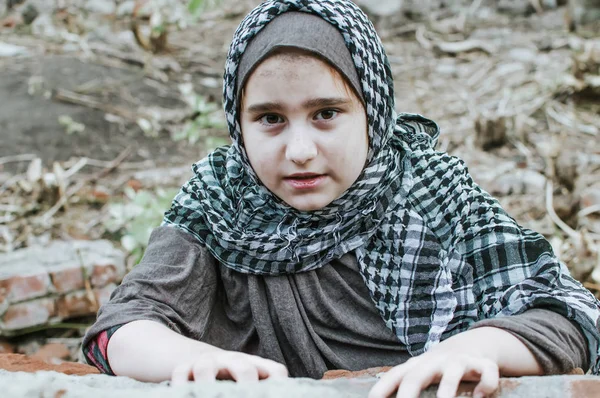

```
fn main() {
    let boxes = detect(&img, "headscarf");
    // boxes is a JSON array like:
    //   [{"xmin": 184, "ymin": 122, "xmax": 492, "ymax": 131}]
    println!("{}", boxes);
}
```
[{"xmin": 164, "ymin": 0, "xmax": 600, "ymax": 371}]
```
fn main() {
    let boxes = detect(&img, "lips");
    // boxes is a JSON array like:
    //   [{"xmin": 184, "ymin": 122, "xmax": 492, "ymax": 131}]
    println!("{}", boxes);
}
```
[{"xmin": 284, "ymin": 173, "xmax": 326, "ymax": 190}]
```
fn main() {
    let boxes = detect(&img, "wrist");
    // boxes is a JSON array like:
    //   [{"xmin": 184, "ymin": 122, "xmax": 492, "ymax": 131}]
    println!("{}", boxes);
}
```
[
  {"xmin": 430, "ymin": 327, "xmax": 501, "ymax": 364},
  {"xmin": 432, "ymin": 326, "xmax": 542, "ymax": 376}
]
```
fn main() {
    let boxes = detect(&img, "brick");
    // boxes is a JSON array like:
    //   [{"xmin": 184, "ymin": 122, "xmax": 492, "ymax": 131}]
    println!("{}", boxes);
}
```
[
  {"xmin": 0, "ymin": 353, "xmax": 100, "ymax": 376},
  {"xmin": 1, "ymin": 240, "xmax": 125, "ymax": 294},
  {"xmin": 0, "ymin": 339, "xmax": 15, "ymax": 354},
  {"xmin": 90, "ymin": 264, "xmax": 119, "ymax": 288},
  {"xmin": 50, "ymin": 267, "xmax": 84, "ymax": 294},
  {"xmin": 94, "ymin": 284, "xmax": 116, "ymax": 307},
  {"xmin": 0, "ymin": 299, "xmax": 56, "ymax": 332},
  {"xmin": 0, "ymin": 286, "xmax": 8, "ymax": 316},
  {"xmin": 323, "ymin": 366, "xmax": 393, "ymax": 380},
  {"xmin": 0, "ymin": 272, "xmax": 52, "ymax": 303},
  {"xmin": 56, "ymin": 291, "xmax": 97, "ymax": 319},
  {"xmin": 32, "ymin": 343, "xmax": 71, "ymax": 362}
]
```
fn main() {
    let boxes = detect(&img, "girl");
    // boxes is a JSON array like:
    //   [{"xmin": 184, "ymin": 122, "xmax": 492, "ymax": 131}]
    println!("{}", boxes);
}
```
[{"xmin": 83, "ymin": 1, "xmax": 600, "ymax": 397}]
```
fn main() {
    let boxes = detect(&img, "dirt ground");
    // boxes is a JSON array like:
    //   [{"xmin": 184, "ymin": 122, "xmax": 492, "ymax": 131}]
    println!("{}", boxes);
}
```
[
  {"xmin": 0, "ymin": 0, "xmax": 599, "ymax": 359},
  {"xmin": 0, "ymin": 54, "xmax": 200, "ymax": 172}
]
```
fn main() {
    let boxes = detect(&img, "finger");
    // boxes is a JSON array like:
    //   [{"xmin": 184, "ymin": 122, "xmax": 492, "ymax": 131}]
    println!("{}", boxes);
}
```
[
  {"xmin": 395, "ymin": 364, "xmax": 440, "ymax": 398},
  {"xmin": 368, "ymin": 363, "xmax": 412, "ymax": 398},
  {"xmin": 171, "ymin": 363, "xmax": 193, "ymax": 386},
  {"xmin": 220, "ymin": 360, "xmax": 260, "ymax": 382},
  {"xmin": 436, "ymin": 362, "xmax": 467, "ymax": 398},
  {"xmin": 473, "ymin": 361, "xmax": 499, "ymax": 398},
  {"xmin": 250, "ymin": 357, "xmax": 289, "ymax": 380},
  {"xmin": 192, "ymin": 360, "xmax": 219, "ymax": 382}
]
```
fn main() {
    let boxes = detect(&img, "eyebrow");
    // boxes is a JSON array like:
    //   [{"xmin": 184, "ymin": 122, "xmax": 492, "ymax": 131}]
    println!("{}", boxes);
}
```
[{"xmin": 245, "ymin": 97, "xmax": 352, "ymax": 114}]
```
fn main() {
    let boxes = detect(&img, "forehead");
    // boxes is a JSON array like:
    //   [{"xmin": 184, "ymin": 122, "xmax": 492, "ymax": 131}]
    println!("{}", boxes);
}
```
[
  {"xmin": 241, "ymin": 49, "xmax": 356, "ymax": 99},
  {"xmin": 253, "ymin": 52, "xmax": 326, "ymax": 78}
]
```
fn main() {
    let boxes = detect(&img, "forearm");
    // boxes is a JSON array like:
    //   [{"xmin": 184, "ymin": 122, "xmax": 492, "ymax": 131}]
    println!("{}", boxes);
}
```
[
  {"xmin": 432, "ymin": 327, "xmax": 543, "ymax": 376},
  {"xmin": 107, "ymin": 320, "xmax": 222, "ymax": 382}
]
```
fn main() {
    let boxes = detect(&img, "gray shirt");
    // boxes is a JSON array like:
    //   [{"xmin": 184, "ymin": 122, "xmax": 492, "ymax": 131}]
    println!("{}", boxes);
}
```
[{"xmin": 83, "ymin": 226, "xmax": 589, "ymax": 378}]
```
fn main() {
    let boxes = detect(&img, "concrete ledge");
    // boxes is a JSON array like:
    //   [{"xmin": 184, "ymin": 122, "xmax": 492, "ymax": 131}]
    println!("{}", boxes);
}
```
[{"xmin": 1, "ymin": 370, "xmax": 600, "ymax": 398}]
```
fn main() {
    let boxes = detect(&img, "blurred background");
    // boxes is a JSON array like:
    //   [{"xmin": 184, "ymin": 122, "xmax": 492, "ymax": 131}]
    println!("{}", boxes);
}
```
[{"xmin": 0, "ymin": 0, "xmax": 598, "ymax": 363}]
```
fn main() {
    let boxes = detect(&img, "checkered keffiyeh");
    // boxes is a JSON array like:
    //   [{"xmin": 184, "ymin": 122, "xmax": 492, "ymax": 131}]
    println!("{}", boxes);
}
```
[{"xmin": 163, "ymin": 0, "xmax": 600, "ymax": 372}]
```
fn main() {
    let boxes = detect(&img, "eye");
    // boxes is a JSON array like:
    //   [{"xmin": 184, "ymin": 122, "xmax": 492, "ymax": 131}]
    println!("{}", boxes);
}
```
[
  {"xmin": 315, "ymin": 109, "xmax": 339, "ymax": 121},
  {"xmin": 259, "ymin": 114, "xmax": 284, "ymax": 125}
]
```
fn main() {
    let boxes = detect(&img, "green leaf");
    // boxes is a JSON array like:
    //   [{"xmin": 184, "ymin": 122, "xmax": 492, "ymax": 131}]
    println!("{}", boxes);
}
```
[{"xmin": 188, "ymin": 0, "xmax": 205, "ymax": 14}]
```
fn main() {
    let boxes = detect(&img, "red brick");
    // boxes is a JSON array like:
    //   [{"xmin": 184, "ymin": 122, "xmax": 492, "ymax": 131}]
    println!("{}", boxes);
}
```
[
  {"xmin": 32, "ymin": 343, "xmax": 70, "ymax": 363},
  {"xmin": 0, "ymin": 299, "xmax": 56, "ymax": 331},
  {"xmin": 90, "ymin": 264, "xmax": 120, "ymax": 288},
  {"xmin": 94, "ymin": 284, "xmax": 116, "ymax": 307},
  {"xmin": 0, "ymin": 272, "xmax": 51, "ymax": 303},
  {"xmin": 49, "ymin": 267, "xmax": 84, "ymax": 294},
  {"xmin": 323, "ymin": 366, "xmax": 393, "ymax": 380},
  {"xmin": 55, "ymin": 291, "xmax": 97, "ymax": 319},
  {"xmin": 0, "ymin": 339, "xmax": 15, "ymax": 354},
  {"xmin": 0, "ymin": 286, "xmax": 8, "ymax": 315}
]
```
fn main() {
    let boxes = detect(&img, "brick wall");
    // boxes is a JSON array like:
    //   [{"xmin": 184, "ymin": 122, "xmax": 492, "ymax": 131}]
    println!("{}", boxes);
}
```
[{"xmin": 0, "ymin": 240, "xmax": 125, "ymax": 335}]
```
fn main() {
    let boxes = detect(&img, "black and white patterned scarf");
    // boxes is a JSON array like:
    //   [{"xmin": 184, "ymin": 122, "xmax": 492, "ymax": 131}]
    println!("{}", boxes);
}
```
[{"xmin": 164, "ymin": 0, "xmax": 600, "ymax": 371}]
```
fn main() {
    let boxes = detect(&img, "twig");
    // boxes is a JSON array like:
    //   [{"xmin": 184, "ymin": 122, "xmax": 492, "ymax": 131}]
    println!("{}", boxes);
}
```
[
  {"xmin": 497, "ymin": 87, "xmax": 512, "ymax": 115},
  {"xmin": 0, "ymin": 174, "xmax": 24, "ymax": 194},
  {"xmin": 545, "ymin": 103, "xmax": 598, "ymax": 136},
  {"xmin": 529, "ymin": 0, "xmax": 544, "ymax": 14},
  {"xmin": 77, "ymin": 248, "xmax": 99, "ymax": 311},
  {"xmin": 0, "ymin": 154, "xmax": 38, "ymax": 166},
  {"xmin": 467, "ymin": 60, "xmax": 495, "ymax": 87},
  {"xmin": 37, "ymin": 180, "xmax": 87, "ymax": 225},
  {"xmin": 90, "ymin": 146, "xmax": 133, "ymax": 182},
  {"xmin": 0, "ymin": 204, "xmax": 22, "ymax": 213},
  {"xmin": 584, "ymin": 282, "xmax": 600, "ymax": 292},
  {"xmin": 468, "ymin": 0, "xmax": 484, "ymax": 15},
  {"xmin": 415, "ymin": 25, "xmax": 433, "ymax": 51},
  {"xmin": 579, "ymin": 205, "xmax": 600, "ymax": 218},
  {"xmin": 386, "ymin": 23, "xmax": 419, "ymax": 38},
  {"xmin": 53, "ymin": 89, "xmax": 144, "ymax": 122},
  {"xmin": 506, "ymin": 93, "xmax": 551, "ymax": 118},
  {"xmin": 37, "ymin": 146, "xmax": 133, "ymax": 224},
  {"xmin": 73, "ymin": 74, "xmax": 143, "ymax": 95},
  {"xmin": 63, "ymin": 157, "xmax": 88, "ymax": 180},
  {"xmin": 0, "ymin": 215, "xmax": 15, "ymax": 223},
  {"xmin": 65, "ymin": 158, "xmax": 155, "ymax": 170},
  {"xmin": 433, "ymin": 39, "xmax": 496, "ymax": 55},
  {"xmin": 545, "ymin": 180, "xmax": 580, "ymax": 242}
]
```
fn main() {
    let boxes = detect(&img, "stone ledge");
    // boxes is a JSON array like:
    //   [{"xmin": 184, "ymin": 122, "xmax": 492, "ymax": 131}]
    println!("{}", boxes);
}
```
[{"xmin": 0, "ymin": 368, "xmax": 599, "ymax": 398}]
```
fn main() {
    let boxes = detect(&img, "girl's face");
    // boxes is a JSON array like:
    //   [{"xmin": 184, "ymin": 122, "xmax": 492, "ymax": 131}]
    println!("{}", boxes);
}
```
[{"xmin": 240, "ymin": 51, "xmax": 368, "ymax": 211}]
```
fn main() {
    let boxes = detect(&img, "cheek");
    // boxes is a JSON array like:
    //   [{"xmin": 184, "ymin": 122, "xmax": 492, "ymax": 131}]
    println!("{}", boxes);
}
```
[
  {"xmin": 345, "ymin": 115, "xmax": 369, "ymax": 159},
  {"xmin": 242, "ymin": 133, "xmax": 278, "ymax": 180}
]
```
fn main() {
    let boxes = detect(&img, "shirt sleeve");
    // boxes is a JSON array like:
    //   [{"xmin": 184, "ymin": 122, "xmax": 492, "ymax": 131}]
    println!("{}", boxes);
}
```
[
  {"xmin": 470, "ymin": 308, "xmax": 589, "ymax": 375},
  {"xmin": 401, "ymin": 114, "xmax": 600, "ymax": 373},
  {"xmin": 81, "ymin": 225, "xmax": 221, "ymax": 367}
]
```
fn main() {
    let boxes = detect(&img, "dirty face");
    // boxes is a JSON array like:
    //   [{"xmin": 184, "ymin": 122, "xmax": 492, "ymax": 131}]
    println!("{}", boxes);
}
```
[{"xmin": 240, "ymin": 50, "xmax": 368, "ymax": 211}]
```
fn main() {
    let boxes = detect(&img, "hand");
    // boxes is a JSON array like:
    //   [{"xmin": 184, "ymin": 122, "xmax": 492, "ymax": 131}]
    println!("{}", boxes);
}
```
[
  {"xmin": 368, "ymin": 351, "xmax": 499, "ymax": 398},
  {"xmin": 171, "ymin": 350, "xmax": 288, "ymax": 385}
]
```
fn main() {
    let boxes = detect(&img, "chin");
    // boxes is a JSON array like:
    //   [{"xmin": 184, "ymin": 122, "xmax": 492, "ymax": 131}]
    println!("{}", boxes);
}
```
[{"xmin": 285, "ymin": 196, "xmax": 332, "ymax": 212}]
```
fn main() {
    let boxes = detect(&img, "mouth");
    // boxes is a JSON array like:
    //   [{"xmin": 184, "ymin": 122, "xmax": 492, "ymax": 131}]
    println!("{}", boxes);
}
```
[{"xmin": 284, "ymin": 173, "xmax": 327, "ymax": 190}]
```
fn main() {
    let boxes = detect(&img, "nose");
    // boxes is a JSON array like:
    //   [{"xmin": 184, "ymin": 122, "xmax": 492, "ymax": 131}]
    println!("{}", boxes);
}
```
[{"xmin": 285, "ymin": 127, "xmax": 317, "ymax": 165}]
